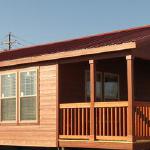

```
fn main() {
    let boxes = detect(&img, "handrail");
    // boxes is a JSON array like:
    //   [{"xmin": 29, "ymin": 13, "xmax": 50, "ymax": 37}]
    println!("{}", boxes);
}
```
[
  {"xmin": 60, "ymin": 102, "xmax": 90, "ymax": 109},
  {"xmin": 95, "ymin": 101, "xmax": 128, "ymax": 108},
  {"xmin": 135, "ymin": 101, "xmax": 150, "ymax": 107},
  {"xmin": 60, "ymin": 101, "xmax": 128, "ymax": 109}
]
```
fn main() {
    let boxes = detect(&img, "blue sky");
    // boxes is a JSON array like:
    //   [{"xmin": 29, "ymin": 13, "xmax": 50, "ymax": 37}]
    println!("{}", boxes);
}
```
[{"xmin": 0, "ymin": 0, "xmax": 150, "ymax": 49}]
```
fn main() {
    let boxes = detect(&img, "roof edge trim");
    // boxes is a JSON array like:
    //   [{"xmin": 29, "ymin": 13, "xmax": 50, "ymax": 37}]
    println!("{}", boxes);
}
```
[{"xmin": 0, "ymin": 42, "xmax": 136, "ymax": 68}]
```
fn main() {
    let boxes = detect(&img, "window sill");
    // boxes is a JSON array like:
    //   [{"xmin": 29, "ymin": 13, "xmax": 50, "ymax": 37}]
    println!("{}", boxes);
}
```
[
  {"xmin": 0, "ymin": 120, "xmax": 39, "ymax": 126},
  {"xmin": 19, "ymin": 120, "xmax": 39, "ymax": 125},
  {"xmin": 1, "ymin": 121, "xmax": 17, "ymax": 126}
]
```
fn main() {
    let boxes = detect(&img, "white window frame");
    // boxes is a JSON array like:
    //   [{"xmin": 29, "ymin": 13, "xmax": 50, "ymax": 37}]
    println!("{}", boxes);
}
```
[
  {"xmin": 0, "ymin": 72, "xmax": 17, "ymax": 123},
  {"xmin": 104, "ymin": 72, "xmax": 120, "ymax": 101},
  {"xmin": 19, "ymin": 68, "xmax": 38, "ymax": 123}
]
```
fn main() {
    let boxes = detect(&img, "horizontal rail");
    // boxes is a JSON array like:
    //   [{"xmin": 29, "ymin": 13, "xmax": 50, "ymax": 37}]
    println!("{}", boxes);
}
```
[
  {"xmin": 135, "ymin": 101, "xmax": 150, "ymax": 107},
  {"xmin": 59, "ymin": 135, "xmax": 90, "ymax": 140},
  {"xmin": 135, "ymin": 136, "xmax": 150, "ymax": 140},
  {"xmin": 60, "ymin": 102, "xmax": 90, "ymax": 109},
  {"xmin": 60, "ymin": 101, "xmax": 128, "ymax": 109},
  {"xmin": 95, "ymin": 101, "xmax": 128, "ymax": 108},
  {"xmin": 96, "ymin": 136, "xmax": 128, "ymax": 141}
]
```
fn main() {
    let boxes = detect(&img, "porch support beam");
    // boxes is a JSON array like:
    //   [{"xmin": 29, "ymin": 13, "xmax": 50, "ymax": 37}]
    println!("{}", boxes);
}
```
[
  {"xmin": 89, "ymin": 59, "xmax": 96, "ymax": 141},
  {"xmin": 126, "ymin": 55, "xmax": 135, "ymax": 142}
]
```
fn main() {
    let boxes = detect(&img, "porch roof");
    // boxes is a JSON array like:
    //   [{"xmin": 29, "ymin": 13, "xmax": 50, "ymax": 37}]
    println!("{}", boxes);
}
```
[{"xmin": 0, "ymin": 25, "xmax": 150, "ymax": 63}]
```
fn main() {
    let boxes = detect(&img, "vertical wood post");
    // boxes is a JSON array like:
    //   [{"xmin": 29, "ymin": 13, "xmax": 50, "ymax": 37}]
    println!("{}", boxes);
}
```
[
  {"xmin": 56, "ymin": 64, "xmax": 59, "ymax": 147},
  {"xmin": 126, "ymin": 55, "xmax": 135, "ymax": 142},
  {"xmin": 89, "ymin": 59, "xmax": 96, "ymax": 141}
]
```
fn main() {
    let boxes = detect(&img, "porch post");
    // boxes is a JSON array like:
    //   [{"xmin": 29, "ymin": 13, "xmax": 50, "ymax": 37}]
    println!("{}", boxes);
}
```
[
  {"xmin": 89, "ymin": 59, "xmax": 96, "ymax": 141},
  {"xmin": 126, "ymin": 55, "xmax": 135, "ymax": 142}
]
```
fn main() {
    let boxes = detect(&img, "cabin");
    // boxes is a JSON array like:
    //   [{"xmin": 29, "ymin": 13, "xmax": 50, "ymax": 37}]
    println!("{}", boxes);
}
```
[{"xmin": 0, "ymin": 25, "xmax": 150, "ymax": 150}]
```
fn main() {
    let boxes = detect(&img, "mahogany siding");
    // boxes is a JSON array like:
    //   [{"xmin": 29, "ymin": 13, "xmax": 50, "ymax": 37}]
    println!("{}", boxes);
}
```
[
  {"xmin": 0, "ymin": 64, "xmax": 57, "ymax": 147},
  {"xmin": 59, "ymin": 62, "xmax": 87, "ymax": 103},
  {"xmin": 134, "ymin": 59, "xmax": 150, "ymax": 101}
]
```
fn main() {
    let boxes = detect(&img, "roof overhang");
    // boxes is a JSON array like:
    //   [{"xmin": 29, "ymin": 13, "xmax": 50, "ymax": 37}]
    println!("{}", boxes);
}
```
[{"xmin": 0, "ymin": 41, "xmax": 136, "ymax": 67}]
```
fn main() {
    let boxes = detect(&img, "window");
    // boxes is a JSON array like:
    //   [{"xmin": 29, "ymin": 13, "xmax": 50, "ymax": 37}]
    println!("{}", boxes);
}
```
[
  {"xmin": 85, "ymin": 71, "xmax": 120, "ymax": 101},
  {"xmin": 1, "ymin": 73, "xmax": 16, "ymax": 121},
  {"xmin": 85, "ymin": 71, "xmax": 102, "ymax": 101},
  {"xmin": 0, "ymin": 68, "xmax": 38, "ymax": 124},
  {"xmin": 20, "ymin": 70, "xmax": 37, "ymax": 121},
  {"xmin": 104, "ymin": 73, "xmax": 119, "ymax": 100}
]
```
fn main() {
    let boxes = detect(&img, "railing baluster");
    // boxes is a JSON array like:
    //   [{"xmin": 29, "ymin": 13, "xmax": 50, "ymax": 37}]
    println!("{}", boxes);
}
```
[
  {"xmin": 86, "ymin": 108, "xmax": 88, "ymax": 135},
  {"xmin": 123, "ymin": 107, "xmax": 125, "ymax": 136},
  {"xmin": 138, "ymin": 106, "xmax": 140, "ymax": 136},
  {"xmin": 148, "ymin": 107, "xmax": 150, "ymax": 136},
  {"xmin": 136, "ymin": 107, "xmax": 138, "ymax": 136},
  {"xmin": 78, "ymin": 108, "xmax": 80, "ymax": 135},
  {"xmin": 139, "ymin": 106, "xmax": 141, "ymax": 136},
  {"xmin": 143, "ymin": 107, "xmax": 145, "ymax": 136},
  {"xmin": 115, "ymin": 107, "xmax": 117, "ymax": 136},
  {"xmin": 111, "ymin": 107, "xmax": 113, "ymax": 136},
  {"xmin": 101, "ymin": 108, "xmax": 103, "ymax": 136},
  {"xmin": 67, "ymin": 108, "xmax": 69, "ymax": 135},
  {"xmin": 74, "ymin": 108, "xmax": 77, "ymax": 135},
  {"xmin": 146, "ymin": 106, "xmax": 148, "ymax": 136},
  {"xmin": 107, "ymin": 108, "xmax": 109, "ymax": 136},
  {"xmin": 63, "ymin": 108, "xmax": 66, "ymax": 135},
  {"xmin": 99, "ymin": 107, "xmax": 102, "ymax": 136},
  {"xmin": 141, "ymin": 106, "xmax": 144, "ymax": 136},
  {"xmin": 82, "ymin": 108, "xmax": 84, "ymax": 135},
  {"xmin": 95, "ymin": 108, "xmax": 98, "ymax": 135},
  {"xmin": 135, "ymin": 107, "xmax": 136, "ymax": 136},
  {"xmin": 70, "ymin": 108, "xmax": 73, "ymax": 135},
  {"xmin": 148, "ymin": 106, "xmax": 150, "ymax": 136},
  {"xmin": 103, "ymin": 108, "xmax": 105, "ymax": 136},
  {"xmin": 119, "ymin": 107, "xmax": 122, "ymax": 136}
]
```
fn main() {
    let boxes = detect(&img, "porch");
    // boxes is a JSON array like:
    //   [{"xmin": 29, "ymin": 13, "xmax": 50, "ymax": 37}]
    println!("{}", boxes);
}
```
[{"xmin": 58, "ymin": 56, "xmax": 150, "ymax": 149}]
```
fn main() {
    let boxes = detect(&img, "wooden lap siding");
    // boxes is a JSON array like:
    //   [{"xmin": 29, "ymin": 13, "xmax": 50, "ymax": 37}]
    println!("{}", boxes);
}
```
[
  {"xmin": 134, "ymin": 59, "xmax": 150, "ymax": 101},
  {"xmin": 0, "ymin": 64, "xmax": 57, "ymax": 147}
]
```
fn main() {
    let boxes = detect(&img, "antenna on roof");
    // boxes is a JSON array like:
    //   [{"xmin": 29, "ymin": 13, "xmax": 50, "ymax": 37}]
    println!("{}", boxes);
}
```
[
  {"xmin": 0, "ymin": 32, "xmax": 34, "ymax": 50},
  {"xmin": 3, "ymin": 32, "xmax": 16, "ymax": 50}
]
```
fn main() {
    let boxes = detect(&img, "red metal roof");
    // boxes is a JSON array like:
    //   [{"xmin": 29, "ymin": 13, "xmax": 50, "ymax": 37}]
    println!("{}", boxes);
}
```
[{"xmin": 1, "ymin": 25, "xmax": 150, "ymax": 61}]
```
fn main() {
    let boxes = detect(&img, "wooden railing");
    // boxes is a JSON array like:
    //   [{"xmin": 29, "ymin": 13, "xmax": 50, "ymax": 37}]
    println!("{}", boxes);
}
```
[
  {"xmin": 135, "ymin": 101, "xmax": 150, "ymax": 139},
  {"xmin": 95, "ymin": 101, "xmax": 128, "ymax": 141},
  {"xmin": 59, "ymin": 101, "xmax": 128, "ymax": 141},
  {"xmin": 59, "ymin": 102, "xmax": 90, "ymax": 139}
]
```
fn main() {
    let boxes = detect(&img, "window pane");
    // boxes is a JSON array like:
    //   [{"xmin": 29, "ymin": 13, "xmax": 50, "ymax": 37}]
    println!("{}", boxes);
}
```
[
  {"xmin": 96, "ymin": 73, "xmax": 102, "ymax": 101},
  {"xmin": 20, "ymin": 71, "xmax": 36, "ymax": 96},
  {"xmin": 85, "ymin": 71, "xmax": 90, "ymax": 101},
  {"xmin": 1, "ymin": 98, "xmax": 16, "ymax": 121},
  {"xmin": 1, "ymin": 74, "xmax": 16, "ymax": 98},
  {"xmin": 20, "ymin": 97, "xmax": 36, "ymax": 120},
  {"xmin": 104, "ymin": 73, "xmax": 119, "ymax": 100}
]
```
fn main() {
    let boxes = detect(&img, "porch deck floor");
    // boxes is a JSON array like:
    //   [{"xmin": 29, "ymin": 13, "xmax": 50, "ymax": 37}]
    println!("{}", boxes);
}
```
[{"xmin": 59, "ymin": 139, "xmax": 150, "ymax": 150}]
